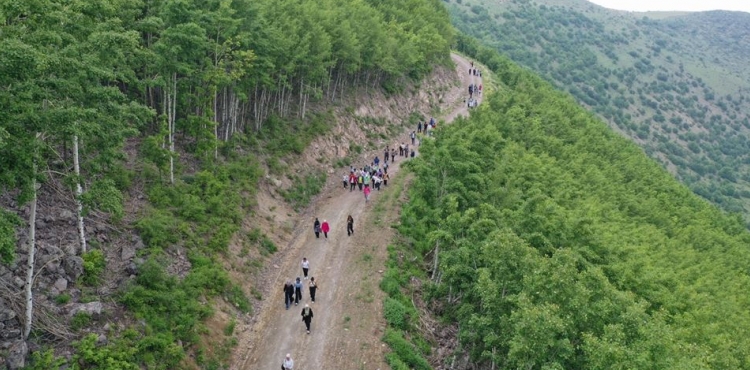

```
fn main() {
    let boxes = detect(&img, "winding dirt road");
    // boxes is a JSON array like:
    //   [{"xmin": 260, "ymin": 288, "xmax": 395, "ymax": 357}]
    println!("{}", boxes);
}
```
[{"xmin": 232, "ymin": 54, "xmax": 482, "ymax": 370}]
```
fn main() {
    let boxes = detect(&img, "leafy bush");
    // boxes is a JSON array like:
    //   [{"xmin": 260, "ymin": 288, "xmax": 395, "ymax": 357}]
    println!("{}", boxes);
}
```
[
  {"xmin": 384, "ymin": 298, "xmax": 409, "ymax": 330},
  {"xmin": 81, "ymin": 249, "xmax": 105, "ymax": 286},
  {"xmin": 382, "ymin": 328, "xmax": 431, "ymax": 370},
  {"xmin": 25, "ymin": 349, "xmax": 66, "ymax": 370},
  {"xmin": 71, "ymin": 312, "xmax": 92, "ymax": 331},
  {"xmin": 280, "ymin": 173, "xmax": 327, "ymax": 210},
  {"xmin": 0, "ymin": 210, "xmax": 20, "ymax": 264}
]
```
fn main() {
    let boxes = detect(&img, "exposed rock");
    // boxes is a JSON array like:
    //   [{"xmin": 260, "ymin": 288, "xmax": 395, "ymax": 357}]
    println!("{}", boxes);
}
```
[
  {"xmin": 1, "ymin": 328, "xmax": 21, "ymax": 339},
  {"xmin": 5, "ymin": 340, "xmax": 27, "ymax": 369},
  {"xmin": 0, "ymin": 308, "xmax": 17, "ymax": 322},
  {"xmin": 97, "ymin": 334, "xmax": 108, "ymax": 345},
  {"xmin": 121, "ymin": 244, "xmax": 136, "ymax": 261},
  {"xmin": 53, "ymin": 278, "xmax": 68, "ymax": 292},
  {"xmin": 59, "ymin": 209, "xmax": 74, "ymax": 220},
  {"xmin": 5, "ymin": 341, "xmax": 29, "ymax": 370},
  {"xmin": 35, "ymin": 219, "xmax": 47, "ymax": 229},
  {"xmin": 13, "ymin": 277, "xmax": 24, "ymax": 288},
  {"xmin": 61, "ymin": 243, "xmax": 77, "ymax": 256},
  {"xmin": 126, "ymin": 262, "xmax": 138, "ymax": 275},
  {"xmin": 63, "ymin": 256, "xmax": 84, "ymax": 280},
  {"xmin": 133, "ymin": 236, "xmax": 145, "ymax": 250},
  {"xmin": 69, "ymin": 301, "xmax": 103, "ymax": 317}
]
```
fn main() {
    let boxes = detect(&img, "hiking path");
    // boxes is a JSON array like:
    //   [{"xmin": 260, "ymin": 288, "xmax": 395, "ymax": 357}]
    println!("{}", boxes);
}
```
[{"xmin": 232, "ymin": 53, "xmax": 482, "ymax": 370}]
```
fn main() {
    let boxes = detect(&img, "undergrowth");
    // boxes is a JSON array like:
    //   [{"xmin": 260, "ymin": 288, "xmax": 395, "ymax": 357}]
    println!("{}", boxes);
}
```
[{"xmin": 377, "ymin": 172, "xmax": 433, "ymax": 369}]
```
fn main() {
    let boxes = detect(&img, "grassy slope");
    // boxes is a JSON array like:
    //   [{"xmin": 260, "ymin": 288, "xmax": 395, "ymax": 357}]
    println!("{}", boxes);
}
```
[{"xmin": 445, "ymin": 0, "xmax": 750, "ymax": 219}]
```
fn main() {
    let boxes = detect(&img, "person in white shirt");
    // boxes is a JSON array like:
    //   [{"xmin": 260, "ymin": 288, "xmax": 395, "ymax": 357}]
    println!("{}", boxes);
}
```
[
  {"xmin": 282, "ymin": 353, "xmax": 294, "ymax": 370},
  {"xmin": 301, "ymin": 258, "xmax": 310, "ymax": 279}
]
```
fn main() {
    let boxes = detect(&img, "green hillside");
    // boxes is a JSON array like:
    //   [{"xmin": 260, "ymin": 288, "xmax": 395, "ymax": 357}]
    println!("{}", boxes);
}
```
[
  {"xmin": 382, "ymin": 35, "xmax": 750, "ymax": 369},
  {"xmin": 0, "ymin": 0, "xmax": 452, "ymax": 367},
  {"xmin": 445, "ymin": 0, "xmax": 750, "ymax": 219}
]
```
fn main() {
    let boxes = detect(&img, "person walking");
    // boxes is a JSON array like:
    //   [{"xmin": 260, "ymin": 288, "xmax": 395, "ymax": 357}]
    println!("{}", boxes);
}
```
[
  {"xmin": 364, "ymin": 184, "xmax": 371, "ymax": 203},
  {"xmin": 374, "ymin": 156, "xmax": 380, "ymax": 166},
  {"xmin": 383, "ymin": 172, "xmax": 389, "ymax": 187},
  {"xmin": 411, "ymin": 131, "xmax": 416, "ymax": 145},
  {"xmin": 309, "ymin": 277, "xmax": 318, "ymax": 302},
  {"xmin": 342, "ymin": 174, "xmax": 348, "ymax": 189},
  {"xmin": 282, "ymin": 354, "xmax": 294, "ymax": 370},
  {"xmin": 301, "ymin": 304, "xmax": 314, "ymax": 334},
  {"xmin": 313, "ymin": 218, "xmax": 321, "ymax": 238},
  {"xmin": 391, "ymin": 148, "xmax": 397, "ymax": 162},
  {"xmin": 357, "ymin": 172, "xmax": 364, "ymax": 191},
  {"xmin": 294, "ymin": 277, "xmax": 303, "ymax": 305},
  {"xmin": 321, "ymin": 219, "xmax": 330, "ymax": 238},
  {"xmin": 410, "ymin": 149, "xmax": 415, "ymax": 158},
  {"xmin": 384, "ymin": 147, "xmax": 389, "ymax": 162},
  {"xmin": 349, "ymin": 172, "xmax": 357, "ymax": 192},
  {"xmin": 283, "ymin": 281, "xmax": 294, "ymax": 310},
  {"xmin": 418, "ymin": 121, "xmax": 423, "ymax": 133},
  {"xmin": 301, "ymin": 258, "xmax": 310, "ymax": 279},
  {"xmin": 347, "ymin": 215, "xmax": 354, "ymax": 236}
]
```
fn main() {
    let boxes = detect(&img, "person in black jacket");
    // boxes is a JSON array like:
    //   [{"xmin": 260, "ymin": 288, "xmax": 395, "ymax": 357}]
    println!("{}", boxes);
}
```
[
  {"xmin": 294, "ymin": 277, "xmax": 303, "ymax": 305},
  {"xmin": 283, "ymin": 281, "xmax": 294, "ymax": 310},
  {"xmin": 347, "ymin": 215, "xmax": 354, "ymax": 236},
  {"xmin": 313, "ymin": 218, "xmax": 321, "ymax": 238},
  {"xmin": 301, "ymin": 304, "xmax": 314, "ymax": 334},
  {"xmin": 309, "ymin": 277, "xmax": 318, "ymax": 303}
]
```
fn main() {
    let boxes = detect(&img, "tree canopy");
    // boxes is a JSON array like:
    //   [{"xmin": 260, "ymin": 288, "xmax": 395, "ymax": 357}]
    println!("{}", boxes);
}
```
[{"xmin": 396, "ymin": 38, "xmax": 750, "ymax": 369}]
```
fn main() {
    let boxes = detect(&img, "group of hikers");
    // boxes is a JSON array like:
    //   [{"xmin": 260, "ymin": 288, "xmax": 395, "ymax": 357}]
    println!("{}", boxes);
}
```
[
  {"xmin": 467, "ymin": 61, "xmax": 482, "ymax": 109},
  {"xmin": 278, "ymin": 61, "xmax": 482, "ymax": 369},
  {"xmin": 340, "ymin": 120, "xmax": 433, "ymax": 203}
]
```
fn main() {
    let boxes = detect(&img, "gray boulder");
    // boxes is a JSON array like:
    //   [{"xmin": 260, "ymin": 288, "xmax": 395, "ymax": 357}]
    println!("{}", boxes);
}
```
[
  {"xmin": 53, "ymin": 278, "xmax": 68, "ymax": 292},
  {"xmin": 0, "ymin": 308, "xmax": 16, "ymax": 322},
  {"xmin": 5, "ymin": 340, "xmax": 27, "ymax": 369},
  {"xmin": 68, "ymin": 301, "xmax": 102, "ymax": 317},
  {"xmin": 63, "ymin": 256, "xmax": 84, "ymax": 280},
  {"xmin": 121, "ymin": 244, "xmax": 136, "ymax": 261}
]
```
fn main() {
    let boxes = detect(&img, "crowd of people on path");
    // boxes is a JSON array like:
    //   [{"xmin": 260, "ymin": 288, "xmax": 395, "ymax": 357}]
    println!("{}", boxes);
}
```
[
  {"xmin": 467, "ymin": 61, "xmax": 483, "ymax": 109},
  {"xmin": 279, "ymin": 61, "xmax": 482, "ymax": 369}
]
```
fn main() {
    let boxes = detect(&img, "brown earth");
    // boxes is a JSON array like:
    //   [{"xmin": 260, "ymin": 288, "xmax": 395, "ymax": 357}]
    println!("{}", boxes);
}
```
[{"xmin": 230, "ymin": 54, "xmax": 483, "ymax": 370}]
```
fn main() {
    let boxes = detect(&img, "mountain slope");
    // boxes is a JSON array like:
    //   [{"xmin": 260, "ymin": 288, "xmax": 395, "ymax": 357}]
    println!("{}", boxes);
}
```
[
  {"xmin": 387, "ymin": 35, "xmax": 750, "ymax": 370},
  {"xmin": 446, "ymin": 0, "xmax": 750, "ymax": 219}
]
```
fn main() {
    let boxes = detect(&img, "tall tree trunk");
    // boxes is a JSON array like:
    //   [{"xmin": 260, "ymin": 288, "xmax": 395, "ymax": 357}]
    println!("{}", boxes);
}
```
[
  {"xmin": 431, "ymin": 240, "xmax": 439, "ymax": 281},
  {"xmin": 24, "ymin": 144, "xmax": 39, "ymax": 339},
  {"xmin": 213, "ymin": 89, "xmax": 218, "ymax": 159},
  {"xmin": 73, "ymin": 134, "xmax": 86, "ymax": 253},
  {"xmin": 168, "ymin": 73, "xmax": 176, "ymax": 185}
]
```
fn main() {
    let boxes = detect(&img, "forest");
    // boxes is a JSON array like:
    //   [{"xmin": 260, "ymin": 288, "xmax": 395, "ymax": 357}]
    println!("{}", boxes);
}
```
[
  {"xmin": 0, "ymin": 0, "xmax": 453, "ymax": 367},
  {"xmin": 444, "ymin": 0, "xmax": 750, "ymax": 220},
  {"xmin": 381, "ymin": 36, "xmax": 750, "ymax": 369}
]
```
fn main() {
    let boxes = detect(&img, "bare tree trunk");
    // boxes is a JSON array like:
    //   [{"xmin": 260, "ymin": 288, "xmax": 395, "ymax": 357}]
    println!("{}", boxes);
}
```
[
  {"xmin": 253, "ymin": 85, "xmax": 259, "ymax": 130},
  {"xmin": 168, "ymin": 73, "xmax": 176, "ymax": 185},
  {"xmin": 73, "ymin": 134, "xmax": 86, "ymax": 253},
  {"xmin": 213, "ymin": 89, "xmax": 218, "ymax": 159},
  {"xmin": 431, "ymin": 240, "xmax": 440, "ymax": 281},
  {"xmin": 24, "ymin": 146, "xmax": 39, "ymax": 339},
  {"xmin": 326, "ymin": 66, "xmax": 334, "ymax": 101}
]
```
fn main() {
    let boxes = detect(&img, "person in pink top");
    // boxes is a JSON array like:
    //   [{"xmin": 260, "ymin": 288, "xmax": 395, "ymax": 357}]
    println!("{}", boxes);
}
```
[
  {"xmin": 321, "ymin": 220, "xmax": 330, "ymax": 239},
  {"xmin": 363, "ymin": 185, "xmax": 371, "ymax": 203}
]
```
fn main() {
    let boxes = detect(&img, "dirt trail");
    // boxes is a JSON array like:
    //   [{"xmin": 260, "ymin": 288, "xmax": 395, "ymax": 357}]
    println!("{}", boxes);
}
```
[{"xmin": 232, "ymin": 54, "xmax": 482, "ymax": 370}]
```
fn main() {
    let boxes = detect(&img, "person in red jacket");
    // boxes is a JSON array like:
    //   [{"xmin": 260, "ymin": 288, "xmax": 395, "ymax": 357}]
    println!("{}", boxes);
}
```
[{"xmin": 321, "ymin": 220, "xmax": 330, "ymax": 239}]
